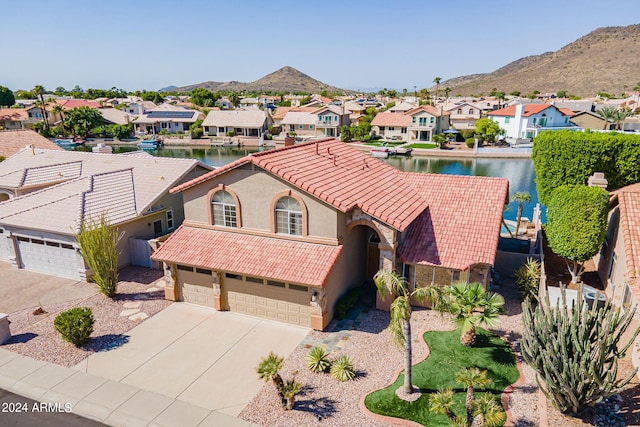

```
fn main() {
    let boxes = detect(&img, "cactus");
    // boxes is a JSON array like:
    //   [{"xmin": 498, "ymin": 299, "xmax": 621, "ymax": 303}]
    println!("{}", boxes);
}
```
[{"xmin": 521, "ymin": 284, "xmax": 640, "ymax": 414}]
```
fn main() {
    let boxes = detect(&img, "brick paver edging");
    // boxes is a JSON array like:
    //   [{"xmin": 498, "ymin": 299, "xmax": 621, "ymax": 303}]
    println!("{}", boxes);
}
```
[{"xmin": 359, "ymin": 330, "xmax": 527, "ymax": 427}]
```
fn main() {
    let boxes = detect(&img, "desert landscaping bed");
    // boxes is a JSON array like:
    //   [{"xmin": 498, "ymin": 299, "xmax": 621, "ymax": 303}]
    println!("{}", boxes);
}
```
[{"xmin": 1, "ymin": 267, "xmax": 170, "ymax": 367}]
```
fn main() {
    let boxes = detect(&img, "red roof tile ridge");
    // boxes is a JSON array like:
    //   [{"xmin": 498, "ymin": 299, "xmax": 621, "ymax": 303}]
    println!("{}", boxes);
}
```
[{"xmin": 251, "ymin": 138, "xmax": 337, "ymax": 158}]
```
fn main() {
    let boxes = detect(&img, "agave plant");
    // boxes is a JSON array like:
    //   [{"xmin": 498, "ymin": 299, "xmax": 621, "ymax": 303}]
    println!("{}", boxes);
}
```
[
  {"xmin": 330, "ymin": 355, "xmax": 356, "ymax": 381},
  {"xmin": 307, "ymin": 346, "xmax": 331, "ymax": 373}
]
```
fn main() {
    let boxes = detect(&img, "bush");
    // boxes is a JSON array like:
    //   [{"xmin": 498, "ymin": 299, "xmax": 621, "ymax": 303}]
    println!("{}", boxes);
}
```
[
  {"xmin": 462, "ymin": 130, "xmax": 475, "ymax": 140},
  {"xmin": 75, "ymin": 214, "xmax": 120, "ymax": 297},
  {"xmin": 268, "ymin": 126, "xmax": 279, "ymax": 135},
  {"xmin": 334, "ymin": 287, "xmax": 361, "ymax": 319},
  {"xmin": 330, "ymin": 355, "xmax": 356, "ymax": 381},
  {"xmin": 227, "ymin": 130, "xmax": 235, "ymax": 137},
  {"xmin": 54, "ymin": 307, "xmax": 94, "ymax": 345},
  {"xmin": 307, "ymin": 346, "xmax": 331, "ymax": 373},
  {"xmin": 363, "ymin": 135, "xmax": 371, "ymax": 142},
  {"xmin": 191, "ymin": 128, "xmax": 204, "ymax": 139},
  {"xmin": 513, "ymin": 258, "xmax": 541, "ymax": 301},
  {"xmin": 465, "ymin": 138, "xmax": 475, "ymax": 148}
]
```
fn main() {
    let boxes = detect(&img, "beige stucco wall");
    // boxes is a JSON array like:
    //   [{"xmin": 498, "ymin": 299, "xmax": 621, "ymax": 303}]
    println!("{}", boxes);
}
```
[
  {"xmin": 595, "ymin": 207, "xmax": 628, "ymax": 306},
  {"xmin": 182, "ymin": 167, "xmax": 341, "ymax": 240},
  {"xmin": 570, "ymin": 114, "xmax": 610, "ymax": 131}
]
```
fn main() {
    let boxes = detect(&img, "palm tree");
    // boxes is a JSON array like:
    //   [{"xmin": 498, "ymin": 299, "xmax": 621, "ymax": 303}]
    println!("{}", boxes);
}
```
[
  {"xmin": 429, "ymin": 388, "xmax": 457, "ymax": 423},
  {"xmin": 433, "ymin": 76, "xmax": 442, "ymax": 101},
  {"xmin": 256, "ymin": 352, "xmax": 284, "ymax": 403},
  {"xmin": 597, "ymin": 105, "xmax": 617, "ymax": 130},
  {"xmin": 33, "ymin": 85, "xmax": 49, "ymax": 130},
  {"xmin": 438, "ymin": 282, "xmax": 504, "ymax": 346},
  {"xmin": 444, "ymin": 87, "xmax": 452, "ymax": 100},
  {"xmin": 613, "ymin": 108, "xmax": 633, "ymax": 131},
  {"xmin": 472, "ymin": 393, "xmax": 506, "ymax": 427},
  {"xmin": 456, "ymin": 368, "xmax": 492, "ymax": 426},
  {"xmin": 51, "ymin": 104, "xmax": 65, "ymax": 132},
  {"xmin": 374, "ymin": 270, "xmax": 439, "ymax": 394},
  {"xmin": 511, "ymin": 191, "xmax": 531, "ymax": 237}
]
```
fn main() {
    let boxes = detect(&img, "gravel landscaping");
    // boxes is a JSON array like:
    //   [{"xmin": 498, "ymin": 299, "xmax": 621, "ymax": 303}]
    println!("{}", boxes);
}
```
[{"xmin": 1, "ymin": 266, "xmax": 170, "ymax": 367}]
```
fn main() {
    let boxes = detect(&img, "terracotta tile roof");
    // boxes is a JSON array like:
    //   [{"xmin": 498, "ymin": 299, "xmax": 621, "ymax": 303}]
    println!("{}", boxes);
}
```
[
  {"xmin": 370, "ymin": 112, "xmax": 412, "ymax": 127},
  {"xmin": 398, "ymin": 173, "xmax": 509, "ymax": 270},
  {"xmin": 151, "ymin": 226, "xmax": 342, "ymax": 287},
  {"xmin": 486, "ymin": 104, "xmax": 561, "ymax": 117},
  {"xmin": 272, "ymin": 107, "xmax": 317, "ymax": 120},
  {"xmin": 56, "ymin": 99, "xmax": 102, "ymax": 109},
  {"xmin": 406, "ymin": 105, "xmax": 450, "ymax": 117},
  {"xmin": 0, "ymin": 109, "xmax": 28, "ymax": 121},
  {"xmin": 0, "ymin": 130, "xmax": 63, "ymax": 159},
  {"xmin": 558, "ymin": 108, "xmax": 575, "ymax": 116},
  {"xmin": 614, "ymin": 183, "xmax": 640, "ymax": 302},
  {"xmin": 172, "ymin": 139, "xmax": 428, "ymax": 231}
]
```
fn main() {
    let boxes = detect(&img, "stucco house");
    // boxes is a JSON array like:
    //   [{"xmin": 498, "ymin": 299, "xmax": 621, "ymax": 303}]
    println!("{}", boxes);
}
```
[
  {"xmin": 406, "ymin": 105, "xmax": 451, "ymax": 141},
  {"xmin": 281, "ymin": 105, "xmax": 350, "ymax": 137},
  {"xmin": 0, "ymin": 148, "xmax": 211, "ymax": 279},
  {"xmin": 569, "ymin": 111, "xmax": 614, "ymax": 131},
  {"xmin": 487, "ymin": 104, "xmax": 577, "ymax": 141},
  {"xmin": 444, "ymin": 102, "xmax": 483, "ymax": 131},
  {"xmin": 133, "ymin": 104, "xmax": 203, "ymax": 135},
  {"xmin": 202, "ymin": 109, "xmax": 273, "ymax": 137},
  {"xmin": 152, "ymin": 139, "xmax": 508, "ymax": 330},
  {"xmin": 370, "ymin": 112, "xmax": 411, "ymax": 140},
  {"xmin": 594, "ymin": 181, "xmax": 640, "ymax": 318}
]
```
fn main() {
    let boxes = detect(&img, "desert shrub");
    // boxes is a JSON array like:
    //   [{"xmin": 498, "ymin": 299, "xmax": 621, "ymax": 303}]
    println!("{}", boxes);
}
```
[
  {"xmin": 54, "ymin": 307, "xmax": 94, "ymax": 345},
  {"xmin": 191, "ymin": 127, "xmax": 203, "ymax": 139},
  {"xmin": 334, "ymin": 287, "xmax": 361, "ymax": 319},
  {"xmin": 514, "ymin": 258, "xmax": 541, "ymax": 300},
  {"xmin": 307, "ymin": 346, "xmax": 331, "ymax": 373},
  {"xmin": 330, "ymin": 355, "xmax": 356, "ymax": 381},
  {"xmin": 465, "ymin": 138, "xmax": 475, "ymax": 148}
]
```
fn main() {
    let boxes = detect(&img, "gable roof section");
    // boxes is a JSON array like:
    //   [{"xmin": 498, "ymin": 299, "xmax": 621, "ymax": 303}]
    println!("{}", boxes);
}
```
[
  {"xmin": 172, "ymin": 139, "xmax": 428, "ymax": 231},
  {"xmin": 487, "ymin": 104, "xmax": 562, "ymax": 117},
  {"xmin": 406, "ymin": 105, "xmax": 449, "ymax": 117},
  {"xmin": 56, "ymin": 99, "xmax": 101, "ymax": 109},
  {"xmin": 613, "ymin": 183, "xmax": 640, "ymax": 302},
  {"xmin": 0, "ymin": 130, "xmax": 63, "ymax": 159},
  {"xmin": 202, "ymin": 109, "xmax": 269, "ymax": 128},
  {"xmin": 0, "ymin": 161, "xmax": 83, "ymax": 189},
  {"xmin": 281, "ymin": 111, "xmax": 317, "ymax": 125},
  {"xmin": 151, "ymin": 226, "xmax": 342, "ymax": 287},
  {"xmin": 398, "ymin": 173, "xmax": 509, "ymax": 270},
  {"xmin": 0, "ymin": 109, "xmax": 28, "ymax": 121},
  {"xmin": 370, "ymin": 112, "xmax": 412, "ymax": 127}
]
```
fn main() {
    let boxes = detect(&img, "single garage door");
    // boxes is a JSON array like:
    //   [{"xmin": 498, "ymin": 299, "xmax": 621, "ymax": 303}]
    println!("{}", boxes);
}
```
[
  {"xmin": 176, "ymin": 265, "xmax": 216, "ymax": 307},
  {"xmin": 224, "ymin": 274, "xmax": 310, "ymax": 327},
  {"xmin": 0, "ymin": 230, "xmax": 11, "ymax": 261},
  {"xmin": 16, "ymin": 236, "xmax": 80, "ymax": 279}
]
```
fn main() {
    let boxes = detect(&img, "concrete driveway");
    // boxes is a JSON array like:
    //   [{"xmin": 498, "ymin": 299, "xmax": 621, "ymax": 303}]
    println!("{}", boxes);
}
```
[
  {"xmin": 0, "ymin": 261, "xmax": 96, "ymax": 314},
  {"xmin": 73, "ymin": 303, "xmax": 309, "ymax": 417}
]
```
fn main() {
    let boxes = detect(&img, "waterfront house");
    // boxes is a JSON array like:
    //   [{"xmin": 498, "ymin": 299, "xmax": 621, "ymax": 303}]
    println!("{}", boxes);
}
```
[
  {"xmin": 152, "ymin": 139, "xmax": 508, "ymax": 329},
  {"xmin": 0, "ymin": 148, "xmax": 211, "ymax": 279},
  {"xmin": 370, "ymin": 112, "xmax": 411, "ymax": 141},
  {"xmin": 0, "ymin": 109, "xmax": 29, "ymax": 130},
  {"xmin": 444, "ymin": 102, "xmax": 483, "ymax": 131},
  {"xmin": 201, "ymin": 109, "xmax": 273, "ymax": 137},
  {"xmin": 133, "ymin": 104, "xmax": 203, "ymax": 135},
  {"xmin": 314, "ymin": 105, "xmax": 350, "ymax": 137},
  {"xmin": 406, "ymin": 105, "xmax": 451, "ymax": 142},
  {"xmin": 569, "ymin": 111, "xmax": 614, "ymax": 131},
  {"xmin": 487, "ymin": 103, "xmax": 577, "ymax": 141},
  {"xmin": 272, "ymin": 107, "xmax": 316, "ymax": 131}
]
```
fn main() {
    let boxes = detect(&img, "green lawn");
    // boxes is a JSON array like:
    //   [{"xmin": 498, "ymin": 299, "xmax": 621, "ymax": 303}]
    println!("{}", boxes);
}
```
[
  {"xmin": 407, "ymin": 143, "xmax": 438, "ymax": 149},
  {"xmin": 364, "ymin": 328, "xmax": 519, "ymax": 426}
]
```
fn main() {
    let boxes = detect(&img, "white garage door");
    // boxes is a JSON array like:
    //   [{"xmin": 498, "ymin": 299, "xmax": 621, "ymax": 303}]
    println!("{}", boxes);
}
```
[
  {"xmin": 0, "ymin": 230, "xmax": 11, "ymax": 261},
  {"xmin": 16, "ymin": 236, "xmax": 80, "ymax": 279},
  {"xmin": 176, "ymin": 266, "xmax": 216, "ymax": 307},
  {"xmin": 225, "ymin": 275, "xmax": 310, "ymax": 327}
]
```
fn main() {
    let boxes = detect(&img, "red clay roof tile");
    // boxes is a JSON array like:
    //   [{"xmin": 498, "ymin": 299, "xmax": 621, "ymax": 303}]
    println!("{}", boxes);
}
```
[
  {"xmin": 487, "ymin": 104, "xmax": 564, "ymax": 117},
  {"xmin": 615, "ymin": 183, "xmax": 640, "ymax": 302}
]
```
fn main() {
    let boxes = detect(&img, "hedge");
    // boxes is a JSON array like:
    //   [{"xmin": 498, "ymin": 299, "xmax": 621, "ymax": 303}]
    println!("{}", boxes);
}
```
[{"xmin": 532, "ymin": 130, "xmax": 640, "ymax": 205}]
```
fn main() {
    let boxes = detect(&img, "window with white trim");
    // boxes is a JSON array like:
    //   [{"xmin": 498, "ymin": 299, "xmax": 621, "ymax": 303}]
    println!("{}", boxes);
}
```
[
  {"xmin": 275, "ymin": 196, "xmax": 302, "ymax": 235},
  {"xmin": 212, "ymin": 190, "xmax": 237, "ymax": 227}
]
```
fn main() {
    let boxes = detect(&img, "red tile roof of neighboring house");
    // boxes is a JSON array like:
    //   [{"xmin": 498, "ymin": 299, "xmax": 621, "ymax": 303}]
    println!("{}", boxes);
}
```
[
  {"xmin": 486, "ymin": 104, "xmax": 560, "ymax": 117},
  {"xmin": 613, "ymin": 183, "xmax": 640, "ymax": 302},
  {"xmin": 398, "ymin": 173, "xmax": 509, "ymax": 270},
  {"xmin": 405, "ymin": 105, "xmax": 450, "ymax": 117},
  {"xmin": 56, "ymin": 99, "xmax": 101, "ymax": 109},
  {"xmin": 172, "ymin": 139, "xmax": 428, "ymax": 231},
  {"xmin": 370, "ymin": 112, "xmax": 412, "ymax": 127},
  {"xmin": 0, "ymin": 109, "xmax": 28, "ymax": 121},
  {"xmin": 0, "ymin": 130, "xmax": 62, "ymax": 159},
  {"xmin": 151, "ymin": 226, "xmax": 342, "ymax": 287},
  {"xmin": 558, "ymin": 108, "xmax": 575, "ymax": 116}
]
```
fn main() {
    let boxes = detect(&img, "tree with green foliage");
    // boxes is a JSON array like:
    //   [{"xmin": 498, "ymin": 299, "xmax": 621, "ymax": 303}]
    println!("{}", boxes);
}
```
[
  {"xmin": 0, "ymin": 86, "xmax": 15, "ymax": 107},
  {"xmin": 545, "ymin": 185, "xmax": 608, "ymax": 283},
  {"xmin": 613, "ymin": 108, "xmax": 633, "ymax": 131},
  {"xmin": 300, "ymin": 96, "xmax": 312, "ymax": 105},
  {"xmin": 256, "ymin": 352, "xmax": 302, "ymax": 410},
  {"xmin": 64, "ymin": 106, "xmax": 103, "ymax": 138},
  {"xmin": 340, "ymin": 125, "xmax": 352, "ymax": 142},
  {"xmin": 189, "ymin": 118, "xmax": 204, "ymax": 139},
  {"xmin": 437, "ymin": 282, "xmax": 504, "ymax": 347},
  {"xmin": 456, "ymin": 368, "xmax": 492, "ymax": 426},
  {"xmin": 374, "ymin": 270, "xmax": 439, "ymax": 395},
  {"xmin": 433, "ymin": 133, "xmax": 447, "ymax": 149},
  {"xmin": 228, "ymin": 92, "xmax": 240, "ymax": 107},
  {"xmin": 190, "ymin": 88, "xmax": 218, "ymax": 107},
  {"xmin": 138, "ymin": 91, "xmax": 164, "ymax": 104},
  {"xmin": 474, "ymin": 118, "xmax": 504, "ymax": 144},
  {"xmin": 510, "ymin": 90, "xmax": 521, "ymax": 97},
  {"xmin": 433, "ymin": 76, "xmax": 442, "ymax": 100},
  {"xmin": 33, "ymin": 85, "xmax": 50, "ymax": 130},
  {"xmin": 511, "ymin": 191, "xmax": 531, "ymax": 236},
  {"xmin": 556, "ymin": 90, "xmax": 568, "ymax": 99},
  {"xmin": 597, "ymin": 105, "xmax": 617, "ymax": 130},
  {"xmin": 109, "ymin": 124, "xmax": 133, "ymax": 140},
  {"xmin": 522, "ymin": 284, "xmax": 640, "ymax": 414},
  {"xmin": 75, "ymin": 213, "xmax": 121, "ymax": 297}
]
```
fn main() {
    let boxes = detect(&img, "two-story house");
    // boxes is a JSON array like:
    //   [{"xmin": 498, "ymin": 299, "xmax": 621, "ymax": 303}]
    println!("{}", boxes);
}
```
[
  {"xmin": 487, "ymin": 104, "xmax": 577, "ymax": 141},
  {"xmin": 406, "ymin": 105, "xmax": 451, "ymax": 141},
  {"xmin": 152, "ymin": 139, "xmax": 508, "ymax": 330},
  {"xmin": 444, "ymin": 102, "xmax": 483, "ymax": 131},
  {"xmin": 314, "ymin": 105, "xmax": 350, "ymax": 137},
  {"xmin": 370, "ymin": 112, "xmax": 411, "ymax": 141},
  {"xmin": 133, "ymin": 104, "xmax": 204, "ymax": 135}
]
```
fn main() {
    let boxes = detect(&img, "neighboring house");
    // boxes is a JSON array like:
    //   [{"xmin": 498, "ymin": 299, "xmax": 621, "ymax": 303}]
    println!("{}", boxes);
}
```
[
  {"xmin": 370, "ymin": 112, "xmax": 411, "ymax": 140},
  {"xmin": 99, "ymin": 108, "xmax": 131, "ymax": 126},
  {"xmin": 487, "ymin": 104, "xmax": 577, "ymax": 141},
  {"xmin": 272, "ymin": 107, "xmax": 316, "ymax": 130},
  {"xmin": 388, "ymin": 101, "xmax": 417, "ymax": 113},
  {"xmin": 201, "ymin": 109, "xmax": 273, "ymax": 137},
  {"xmin": 569, "ymin": 111, "xmax": 614, "ymax": 130},
  {"xmin": 343, "ymin": 101, "xmax": 366, "ymax": 126},
  {"xmin": 0, "ymin": 109, "xmax": 28, "ymax": 130},
  {"xmin": 215, "ymin": 98, "xmax": 233, "ymax": 110},
  {"xmin": 56, "ymin": 99, "xmax": 102, "ymax": 110},
  {"xmin": 152, "ymin": 139, "xmax": 508, "ymax": 330},
  {"xmin": 283, "ymin": 95, "xmax": 305, "ymax": 107},
  {"xmin": 281, "ymin": 111, "xmax": 319, "ymax": 136},
  {"xmin": 444, "ymin": 102, "xmax": 483, "ymax": 131},
  {"xmin": 239, "ymin": 98, "xmax": 259, "ymax": 108},
  {"xmin": 406, "ymin": 105, "xmax": 451, "ymax": 141},
  {"xmin": 0, "ymin": 148, "xmax": 212, "ymax": 279},
  {"xmin": 133, "ymin": 104, "xmax": 203, "ymax": 134},
  {"xmin": 314, "ymin": 105, "xmax": 350, "ymax": 137},
  {"xmin": 281, "ymin": 106, "xmax": 349, "ymax": 137},
  {"xmin": 0, "ymin": 129, "xmax": 62, "ymax": 160},
  {"xmin": 553, "ymin": 100, "xmax": 595, "ymax": 114},
  {"xmin": 122, "ymin": 101, "xmax": 157, "ymax": 116},
  {"xmin": 595, "ymin": 182, "xmax": 640, "ymax": 319}
]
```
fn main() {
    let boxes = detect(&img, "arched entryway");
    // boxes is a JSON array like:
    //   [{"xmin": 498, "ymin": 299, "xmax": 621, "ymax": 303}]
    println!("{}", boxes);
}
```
[{"xmin": 366, "ymin": 231, "xmax": 381, "ymax": 279}]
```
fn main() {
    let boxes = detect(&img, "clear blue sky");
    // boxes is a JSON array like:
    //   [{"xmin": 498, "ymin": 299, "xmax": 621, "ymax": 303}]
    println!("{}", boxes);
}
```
[{"xmin": 1, "ymin": 0, "xmax": 638, "ymax": 92}]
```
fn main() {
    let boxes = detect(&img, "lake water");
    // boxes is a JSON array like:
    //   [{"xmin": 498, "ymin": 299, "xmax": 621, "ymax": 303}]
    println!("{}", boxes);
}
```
[{"xmin": 104, "ymin": 145, "xmax": 543, "ymax": 222}]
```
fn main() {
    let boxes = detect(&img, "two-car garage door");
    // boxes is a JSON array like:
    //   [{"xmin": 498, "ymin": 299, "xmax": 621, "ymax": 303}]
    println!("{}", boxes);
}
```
[{"xmin": 16, "ymin": 236, "xmax": 80, "ymax": 279}]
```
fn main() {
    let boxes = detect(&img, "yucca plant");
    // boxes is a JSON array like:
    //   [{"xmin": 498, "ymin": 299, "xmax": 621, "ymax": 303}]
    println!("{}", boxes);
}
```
[
  {"xmin": 307, "ymin": 346, "xmax": 331, "ymax": 373},
  {"xmin": 256, "ymin": 352, "xmax": 285, "ymax": 404},
  {"xmin": 330, "ymin": 355, "xmax": 356, "ymax": 381},
  {"xmin": 514, "ymin": 258, "xmax": 541, "ymax": 301},
  {"xmin": 281, "ymin": 375, "xmax": 302, "ymax": 410}
]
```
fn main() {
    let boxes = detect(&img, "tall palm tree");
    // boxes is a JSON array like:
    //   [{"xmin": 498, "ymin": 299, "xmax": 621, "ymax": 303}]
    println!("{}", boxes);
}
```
[
  {"xmin": 613, "ymin": 108, "xmax": 633, "ymax": 131},
  {"xmin": 33, "ymin": 85, "xmax": 49, "ymax": 130},
  {"xmin": 374, "ymin": 270, "xmax": 439, "ymax": 394},
  {"xmin": 51, "ymin": 104, "xmax": 65, "ymax": 132},
  {"xmin": 438, "ymin": 282, "xmax": 504, "ymax": 346},
  {"xmin": 455, "ymin": 368, "xmax": 492, "ymax": 426},
  {"xmin": 433, "ymin": 76, "xmax": 442, "ymax": 101},
  {"xmin": 511, "ymin": 191, "xmax": 531, "ymax": 237},
  {"xmin": 597, "ymin": 105, "xmax": 617, "ymax": 130},
  {"xmin": 444, "ymin": 87, "xmax": 452, "ymax": 100}
]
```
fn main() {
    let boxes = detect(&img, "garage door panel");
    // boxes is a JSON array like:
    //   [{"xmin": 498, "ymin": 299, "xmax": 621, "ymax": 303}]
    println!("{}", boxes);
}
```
[
  {"xmin": 16, "ymin": 237, "xmax": 80, "ymax": 279},
  {"xmin": 177, "ymin": 270, "xmax": 216, "ymax": 308}
]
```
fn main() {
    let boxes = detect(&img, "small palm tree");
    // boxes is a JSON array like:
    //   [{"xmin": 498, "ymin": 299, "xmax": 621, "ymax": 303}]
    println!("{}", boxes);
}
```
[
  {"xmin": 511, "ymin": 191, "xmax": 531, "ymax": 237},
  {"xmin": 429, "ymin": 388, "xmax": 457, "ymax": 423},
  {"xmin": 472, "ymin": 393, "xmax": 506, "ymax": 427},
  {"xmin": 256, "ymin": 352, "xmax": 284, "ymax": 402},
  {"xmin": 613, "ymin": 108, "xmax": 633, "ymax": 131},
  {"xmin": 51, "ymin": 104, "xmax": 65, "ymax": 131},
  {"xmin": 439, "ymin": 282, "xmax": 504, "ymax": 346},
  {"xmin": 597, "ymin": 105, "xmax": 617, "ymax": 130},
  {"xmin": 374, "ymin": 270, "xmax": 439, "ymax": 394},
  {"xmin": 281, "ymin": 375, "xmax": 302, "ymax": 410},
  {"xmin": 456, "ymin": 368, "xmax": 492, "ymax": 426}
]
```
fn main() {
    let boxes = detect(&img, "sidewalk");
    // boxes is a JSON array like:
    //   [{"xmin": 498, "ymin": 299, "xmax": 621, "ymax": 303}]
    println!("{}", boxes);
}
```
[{"xmin": 0, "ymin": 348, "xmax": 256, "ymax": 427}]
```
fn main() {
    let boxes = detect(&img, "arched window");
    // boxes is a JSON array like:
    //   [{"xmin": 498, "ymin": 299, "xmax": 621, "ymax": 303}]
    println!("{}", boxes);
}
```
[
  {"xmin": 275, "ymin": 196, "xmax": 302, "ymax": 235},
  {"xmin": 211, "ymin": 190, "xmax": 237, "ymax": 227}
]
